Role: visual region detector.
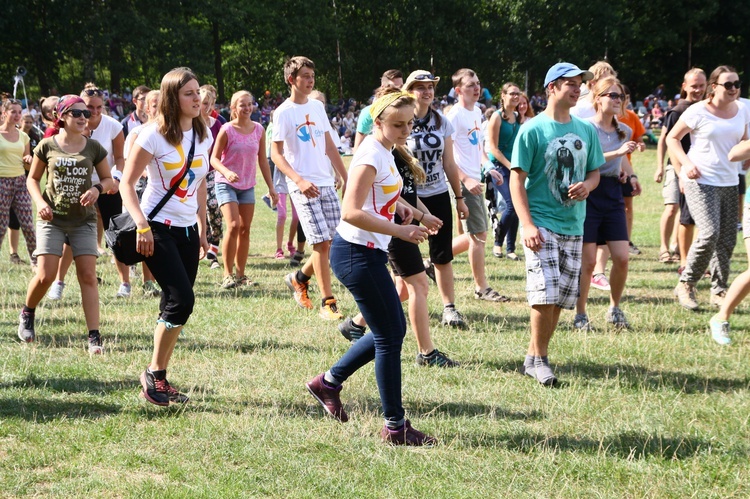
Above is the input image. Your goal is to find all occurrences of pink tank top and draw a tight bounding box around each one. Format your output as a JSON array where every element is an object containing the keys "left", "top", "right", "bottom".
[{"left": 215, "top": 121, "right": 263, "bottom": 190}]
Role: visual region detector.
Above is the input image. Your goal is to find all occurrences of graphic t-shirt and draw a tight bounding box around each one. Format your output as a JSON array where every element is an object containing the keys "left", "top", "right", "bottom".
[
  {"left": 34, "top": 136, "right": 108, "bottom": 227},
  {"left": 216, "top": 121, "right": 263, "bottom": 190},
  {"left": 135, "top": 122, "right": 213, "bottom": 227},
  {"left": 680, "top": 100, "right": 750, "bottom": 187},
  {"left": 447, "top": 105, "right": 484, "bottom": 181},
  {"left": 0, "top": 130, "right": 30, "bottom": 177},
  {"left": 408, "top": 109, "right": 454, "bottom": 197},
  {"left": 511, "top": 113, "right": 604, "bottom": 236},
  {"left": 272, "top": 98, "right": 334, "bottom": 191},
  {"left": 587, "top": 120, "right": 632, "bottom": 177},
  {"left": 336, "top": 135, "right": 402, "bottom": 251}
]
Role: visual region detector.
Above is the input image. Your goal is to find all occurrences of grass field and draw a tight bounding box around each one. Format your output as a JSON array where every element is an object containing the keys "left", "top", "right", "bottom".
[{"left": 1, "top": 147, "right": 749, "bottom": 498}]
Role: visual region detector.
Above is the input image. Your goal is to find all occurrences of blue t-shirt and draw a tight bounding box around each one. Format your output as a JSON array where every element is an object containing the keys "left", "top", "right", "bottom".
[
  {"left": 511, "top": 113, "right": 604, "bottom": 236},
  {"left": 356, "top": 105, "right": 374, "bottom": 135},
  {"left": 488, "top": 111, "right": 521, "bottom": 167}
]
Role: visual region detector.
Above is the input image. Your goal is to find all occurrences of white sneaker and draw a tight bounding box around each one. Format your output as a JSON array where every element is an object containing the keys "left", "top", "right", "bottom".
[
  {"left": 47, "top": 281, "right": 65, "bottom": 301},
  {"left": 116, "top": 282, "right": 132, "bottom": 298}
]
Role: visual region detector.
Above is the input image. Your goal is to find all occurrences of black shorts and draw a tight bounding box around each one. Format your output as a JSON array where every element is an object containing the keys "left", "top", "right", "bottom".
[
  {"left": 388, "top": 229, "right": 425, "bottom": 278},
  {"left": 97, "top": 191, "right": 123, "bottom": 231},
  {"left": 739, "top": 174, "right": 746, "bottom": 196},
  {"left": 584, "top": 177, "right": 629, "bottom": 244},
  {"left": 679, "top": 192, "right": 695, "bottom": 225},
  {"left": 418, "top": 190, "right": 453, "bottom": 265},
  {"left": 621, "top": 178, "right": 635, "bottom": 198}
]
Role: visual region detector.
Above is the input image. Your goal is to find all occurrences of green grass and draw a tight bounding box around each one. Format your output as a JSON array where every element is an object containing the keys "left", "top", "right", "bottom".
[{"left": 1, "top": 148, "right": 749, "bottom": 497}]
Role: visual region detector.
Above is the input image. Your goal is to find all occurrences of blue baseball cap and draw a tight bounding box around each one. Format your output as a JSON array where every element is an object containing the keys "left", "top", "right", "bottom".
[{"left": 544, "top": 63, "right": 594, "bottom": 88}]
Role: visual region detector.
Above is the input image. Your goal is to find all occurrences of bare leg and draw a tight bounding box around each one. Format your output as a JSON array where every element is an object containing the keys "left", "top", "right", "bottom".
[
  {"left": 75, "top": 255, "right": 100, "bottom": 331},
  {"left": 25, "top": 254, "right": 60, "bottom": 307},
  {"left": 659, "top": 204, "right": 678, "bottom": 255},
  {"left": 220, "top": 202, "right": 239, "bottom": 277},
  {"left": 527, "top": 304, "right": 561, "bottom": 357},
  {"left": 434, "top": 262, "right": 456, "bottom": 306},
  {"left": 716, "top": 238, "right": 750, "bottom": 321},
  {"left": 607, "top": 240, "right": 630, "bottom": 308},
  {"left": 311, "top": 240, "right": 333, "bottom": 298},
  {"left": 452, "top": 233, "right": 470, "bottom": 256},
  {"left": 678, "top": 224, "right": 695, "bottom": 268},
  {"left": 9, "top": 228, "right": 19, "bottom": 255},
  {"left": 593, "top": 245, "right": 609, "bottom": 275},
  {"left": 150, "top": 322, "right": 183, "bottom": 371},
  {"left": 235, "top": 203, "right": 255, "bottom": 278},
  {"left": 624, "top": 196, "right": 634, "bottom": 239},
  {"left": 400, "top": 273, "right": 434, "bottom": 354},
  {"left": 55, "top": 244, "right": 74, "bottom": 283},
  {"left": 575, "top": 242, "right": 598, "bottom": 315}
]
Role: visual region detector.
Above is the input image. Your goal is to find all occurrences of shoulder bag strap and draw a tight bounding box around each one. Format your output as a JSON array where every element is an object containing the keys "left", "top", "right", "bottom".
[{"left": 146, "top": 129, "right": 196, "bottom": 220}]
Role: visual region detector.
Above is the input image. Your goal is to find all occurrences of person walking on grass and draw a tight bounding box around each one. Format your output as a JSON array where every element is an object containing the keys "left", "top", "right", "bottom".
[
  {"left": 510, "top": 63, "right": 603, "bottom": 386},
  {"left": 306, "top": 87, "right": 437, "bottom": 446},
  {"left": 448, "top": 68, "right": 509, "bottom": 303},
  {"left": 574, "top": 76, "right": 641, "bottom": 331},
  {"left": 211, "top": 91, "right": 277, "bottom": 289},
  {"left": 199, "top": 85, "right": 225, "bottom": 270},
  {"left": 667, "top": 65, "right": 750, "bottom": 311},
  {"left": 121, "top": 67, "right": 213, "bottom": 406},
  {"left": 18, "top": 95, "right": 113, "bottom": 353},
  {"left": 710, "top": 139, "right": 750, "bottom": 344},
  {"left": 271, "top": 56, "right": 348, "bottom": 321}
]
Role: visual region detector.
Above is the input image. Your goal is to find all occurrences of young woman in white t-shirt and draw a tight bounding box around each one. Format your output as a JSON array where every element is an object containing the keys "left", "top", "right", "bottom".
[
  {"left": 305, "top": 87, "right": 437, "bottom": 446},
  {"left": 667, "top": 65, "right": 750, "bottom": 310},
  {"left": 122, "top": 67, "right": 212, "bottom": 406}
]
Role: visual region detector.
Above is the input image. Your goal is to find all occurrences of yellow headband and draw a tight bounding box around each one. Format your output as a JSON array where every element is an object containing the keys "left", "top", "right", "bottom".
[{"left": 369, "top": 90, "right": 413, "bottom": 121}]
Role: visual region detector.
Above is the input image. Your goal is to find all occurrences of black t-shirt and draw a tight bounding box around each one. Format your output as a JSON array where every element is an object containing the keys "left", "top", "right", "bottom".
[
  {"left": 664, "top": 99, "right": 696, "bottom": 155},
  {"left": 392, "top": 150, "right": 418, "bottom": 226}
]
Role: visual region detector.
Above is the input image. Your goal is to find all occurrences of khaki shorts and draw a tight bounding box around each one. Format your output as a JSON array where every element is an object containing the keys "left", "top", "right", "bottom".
[
  {"left": 34, "top": 221, "right": 99, "bottom": 258},
  {"left": 459, "top": 184, "right": 488, "bottom": 235},
  {"left": 662, "top": 166, "right": 680, "bottom": 205}
]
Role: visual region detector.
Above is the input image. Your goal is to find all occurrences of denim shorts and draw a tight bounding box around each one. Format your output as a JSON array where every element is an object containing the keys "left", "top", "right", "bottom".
[{"left": 215, "top": 182, "right": 255, "bottom": 206}]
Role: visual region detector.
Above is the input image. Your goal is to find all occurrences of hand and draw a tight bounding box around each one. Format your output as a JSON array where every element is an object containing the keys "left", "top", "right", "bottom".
[
  {"left": 617, "top": 141, "right": 637, "bottom": 156},
  {"left": 397, "top": 224, "right": 429, "bottom": 244},
  {"left": 420, "top": 213, "right": 443, "bottom": 235},
  {"left": 630, "top": 177, "right": 642, "bottom": 196},
  {"left": 654, "top": 167, "right": 663, "bottom": 183},
  {"left": 269, "top": 189, "right": 279, "bottom": 207},
  {"left": 226, "top": 171, "right": 240, "bottom": 183},
  {"left": 487, "top": 169, "right": 503, "bottom": 185},
  {"left": 684, "top": 163, "right": 701, "bottom": 180},
  {"left": 523, "top": 225, "right": 545, "bottom": 252},
  {"left": 456, "top": 199, "right": 469, "bottom": 220},
  {"left": 395, "top": 202, "right": 413, "bottom": 225},
  {"left": 618, "top": 170, "right": 628, "bottom": 184},
  {"left": 568, "top": 181, "right": 591, "bottom": 201},
  {"left": 334, "top": 175, "right": 343, "bottom": 190},
  {"left": 463, "top": 177, "right": 483, "bottom": 195},
  {"left": 22, "top": 154, "right": 33, "bottom": 164},
  {"left": 37, "top": 203, "right": 53, "bottom": 221},
  {"left": 136, "top": 228, "right": 154, "bottom": 258},
  {"left": 296, "top": 179, "right": 320, "bottom": 198},
  {"left": 198, "top": 233, "right": 209, "bottom": 259},
  {"left": 678, "top": 176, "right": 685, "bottom": 194},
  {"left": 80, "top": 187, "right": 100, "bottom": 207},
  {"left": 637, "top": 142, "right": 646, "bottom": 152},
  {"left": 108, "top": 180, "right": 120, "bottom": 195}
]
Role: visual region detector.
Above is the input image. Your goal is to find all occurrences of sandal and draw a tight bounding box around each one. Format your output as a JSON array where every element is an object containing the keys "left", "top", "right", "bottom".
[
  {"left": 474, "top": 287, "right": 511, "bottom": 302},
  {"left": 658, "top": 251, "right": 672, "bottom": 263}
]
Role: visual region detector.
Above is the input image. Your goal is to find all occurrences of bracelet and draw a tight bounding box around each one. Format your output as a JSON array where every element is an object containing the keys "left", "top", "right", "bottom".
[
  {"left": 93, "top": 183, "right": 103, "bottom": 193},
  {"left": 417, "top": 213, "right": 424, "bottom": 224},
  {"left": 136, "top": 226, "right": 152, "bottom": 234},
  {"left": 455, "top": 196, "right": 464, "bottom": 200},
  {"left": 630, "top": 175, "right": 638, "bottom": 180}
]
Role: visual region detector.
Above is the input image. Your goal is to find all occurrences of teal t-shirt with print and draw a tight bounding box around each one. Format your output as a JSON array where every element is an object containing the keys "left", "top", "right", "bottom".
[{"left": 511, "top": 113, "right": 604, "bottom": 236}]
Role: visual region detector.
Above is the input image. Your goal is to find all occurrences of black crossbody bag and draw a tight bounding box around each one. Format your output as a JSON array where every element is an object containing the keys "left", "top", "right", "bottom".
[{"left": 105, "top": 130, "right": 196, "bottom": 265}]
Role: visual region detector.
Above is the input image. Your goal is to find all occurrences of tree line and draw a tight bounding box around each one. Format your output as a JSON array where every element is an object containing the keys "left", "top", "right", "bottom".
[{"left": 1, "top": 0, "right": 748, "bottom": 105}]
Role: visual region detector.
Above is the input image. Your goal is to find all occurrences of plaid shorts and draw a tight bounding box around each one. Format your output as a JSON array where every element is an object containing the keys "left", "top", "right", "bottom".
[
  {"left": 289, "top": 186, "right": 341, "bottom": 245},
  {"left": 521, "top": 227, "right": 582, "bottom": 310}
]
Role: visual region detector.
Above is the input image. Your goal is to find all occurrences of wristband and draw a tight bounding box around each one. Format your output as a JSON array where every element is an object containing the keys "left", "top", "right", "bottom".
[
  {"left": 93, "top": 183, "right": 103, "bottom": 193},
  {"left": 111, "top": 169, "right": 123, "bottom": 182},
  {"left": 455, "top": 196, "right": 464, "bottom": 200},
  {"left": 417, "top": 213, "right": 424, "bottom": 223},
  {"left": 136, "top": 226, "right": 152, "bottom": 234}
]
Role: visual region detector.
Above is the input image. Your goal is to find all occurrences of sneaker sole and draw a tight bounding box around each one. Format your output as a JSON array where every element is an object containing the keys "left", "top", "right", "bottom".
[
  {"left": 140, "top": 372, "right": 170, "bottom": 407},
  {"left": 89, "top": 346, "right": 104, "bottom": 355},
  {"left": 17, "top": 331, "right": 35, "bottom": 343},
  {"left": 284, "top": 274, "right": 313, "bottom": 310},
  {"left": 305, "top": 383, "right": 345, "bottom": 422}
]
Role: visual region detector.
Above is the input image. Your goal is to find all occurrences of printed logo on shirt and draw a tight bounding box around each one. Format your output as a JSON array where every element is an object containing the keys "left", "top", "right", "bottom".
[
  {"left": 374, "top": 165, "right": 403, "bottom": 222},
  {"left": 366, "top": 241, "right": 374, "bottom": 249},
  {"left": 296, "top": 114, "right": 321, "bottom": 146},
  {"left": 161, "top": 143, "right": 204, "bottom": 201},
  {"left": 468, "top": 120, "right": 481, "bottom": 146},
  {"left": 543, "top": 132, "right": 588, "bottom": 207}
]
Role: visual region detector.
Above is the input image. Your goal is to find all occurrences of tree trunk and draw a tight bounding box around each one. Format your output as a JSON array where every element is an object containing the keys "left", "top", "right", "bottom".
[{"left": 212, "top": 21, "right": 224, "bottom": 103}]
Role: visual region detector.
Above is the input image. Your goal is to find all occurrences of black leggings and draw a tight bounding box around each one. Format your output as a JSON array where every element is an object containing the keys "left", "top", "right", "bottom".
[{"left": 145, "top": 222, "right": 200, "bottom": 326}]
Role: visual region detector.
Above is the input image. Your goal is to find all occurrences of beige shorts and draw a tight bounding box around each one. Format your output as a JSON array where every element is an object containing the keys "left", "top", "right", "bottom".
[
  {"left": 34, "top": 221, "right": 99, "bottom": 258},
  {"left": 459, "top": 184, "right": 488, "bottom": 235}
]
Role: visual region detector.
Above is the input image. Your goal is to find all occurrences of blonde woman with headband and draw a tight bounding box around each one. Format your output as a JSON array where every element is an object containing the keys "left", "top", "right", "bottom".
[
  {"left": 306, "top": 87, "right": 437, "bottom": 446},
  {"left": 210, "top": 91, "right": 277, "bottom": 288}
]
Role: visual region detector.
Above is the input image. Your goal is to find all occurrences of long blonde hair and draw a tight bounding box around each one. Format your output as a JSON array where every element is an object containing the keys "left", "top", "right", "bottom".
[
  {"left": 373, "top": 86, "right": 425, "bottom": 184},
  {"left": 592, "top": 76, "right": 627, "bottom": 140},
  {"left": 157, "top": 67, "right": 208, "bottom": 146},
  {"left": 229, "top": 90, "right": 253, "bottom": 120}
]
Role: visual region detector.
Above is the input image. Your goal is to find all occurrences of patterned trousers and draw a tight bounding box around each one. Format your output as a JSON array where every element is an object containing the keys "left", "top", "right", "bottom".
[
  {"left": 205, "top": 171, "right": 223, "bottom": 247},
  {"left": 681, "top": 182, "right": 737, "bottom": 294},
  {"left": 0, "top": 175, "right": 36, "bottom": 262}
]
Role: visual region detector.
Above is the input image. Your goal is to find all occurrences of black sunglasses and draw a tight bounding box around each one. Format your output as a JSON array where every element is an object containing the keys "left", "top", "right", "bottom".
[
  {"left": 414, "top": 73, "right": 436, "bottom": 81},
  {"left": 717, "top": 80, "right": 742, "bottom": 90},
  {"left": 600, "top": 92, "right": 625, "bottom": 101},
  {"left": 66, "top": 109, "right": 92, "bottom": 118},
  {"left": 83, "top": 89, "right": 103, "bottom": 97}
]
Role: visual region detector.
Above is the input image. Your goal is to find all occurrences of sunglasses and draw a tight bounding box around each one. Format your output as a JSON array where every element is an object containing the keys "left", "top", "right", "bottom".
[
  {"left": 717, "top": 80, "right": 742, "bottom": 90},
  {"left": 83, "top": 89, "right": 103, "bottom": 97},
  {"left": 66, "top": 109, "right": 92, "bottom": 118},
  {"left": 600, "top": 92, "right": 625, "bottom": 101},
  {"left": 414, "top": 73, "right": 436, "bottom": 81},
  {"left": 506, "top": 92, "right": 521, "bottom": 97}
]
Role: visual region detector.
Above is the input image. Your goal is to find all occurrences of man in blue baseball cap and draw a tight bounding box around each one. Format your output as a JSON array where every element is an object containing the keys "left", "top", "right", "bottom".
[{"left": 509, "top": 61, "right": 603, "bottom": 386}]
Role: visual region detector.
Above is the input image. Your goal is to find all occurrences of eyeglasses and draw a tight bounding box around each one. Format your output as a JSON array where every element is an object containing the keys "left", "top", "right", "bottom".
[
  {"left": 506, "top": 92, "right": 521, "bottom": 97},
  {"left": 717, "top": 80, "right": 742, "bottom": 90},
  {"left": 66, "top": 109, "right": 92, "bottom": 118},
  {"left": 414, "top": 73, "right": 436, "bottom": 81},
  {"left": 83, "top": 89, "right": 103, "bottom": 97},
  {"left": 600, "top": 92, "right": 625, "bottom": 100}
]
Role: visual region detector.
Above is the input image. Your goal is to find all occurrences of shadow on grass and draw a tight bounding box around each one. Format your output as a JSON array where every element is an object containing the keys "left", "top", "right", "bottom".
[
  {"left": 558, "top": 360, "right": 750, "bottom": 394},
  {"left": 178, "top": 337, "right": 321, "bottom": 354},
  {"left": 461, "top": 429, "right": 744, "bottom": 460}
]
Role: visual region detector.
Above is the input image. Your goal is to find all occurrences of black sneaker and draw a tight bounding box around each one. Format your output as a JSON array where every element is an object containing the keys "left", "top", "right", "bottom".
[
  {"left": 338, "top": 317, "right": 366, "bottom": 342},
  {"left": 289, "top": 250, "right": 304, "bottom": 267},
  {"left": 140, "top": 370, "right": 170, "bottom": 406},
  {"left": 18, "top": 311, "right": 35, "bottom": 343},
  {"left": 424, "top": 259, "right": 436, "bottom": 283},
  {"left": 88, "top": 332, "right": 103, "bottom": 355},
  {"left": 165, "top": 381, "right": 190, "bottom": 404},
  {"left": 416, "top": 349, "right": 459, "bottom": 367}
]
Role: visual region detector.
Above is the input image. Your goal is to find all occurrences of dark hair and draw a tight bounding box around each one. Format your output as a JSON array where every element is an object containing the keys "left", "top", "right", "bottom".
[
  {"left": 283, "top": 56, "right": 315, "bottom": 87},
  {"left": 500, "top": 82, "right": 520, "bottom": 121},
  {"left": 452, "top": 68, "right": 476, "bottom": 89},
  {"left": 706, "top": 65, "right": 737, "bottom": 103}
]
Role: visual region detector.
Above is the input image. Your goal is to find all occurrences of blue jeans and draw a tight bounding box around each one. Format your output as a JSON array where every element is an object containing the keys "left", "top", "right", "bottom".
[
  {"left": 328, "top": 233, "right": 406, "bottom": 425},
  {"left": 492, "top": 166, "right": 518, "bottom": 253}
]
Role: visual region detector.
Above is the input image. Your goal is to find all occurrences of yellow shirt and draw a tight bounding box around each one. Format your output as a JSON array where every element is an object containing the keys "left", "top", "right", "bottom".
[{"left": 0, "top": 130, "right": 30, "bottom": 177}]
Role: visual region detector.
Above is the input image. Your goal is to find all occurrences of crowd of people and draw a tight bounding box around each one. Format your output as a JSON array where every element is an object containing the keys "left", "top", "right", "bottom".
[{"left": 2, "top": 56, "right": 749, "bottom": 447}]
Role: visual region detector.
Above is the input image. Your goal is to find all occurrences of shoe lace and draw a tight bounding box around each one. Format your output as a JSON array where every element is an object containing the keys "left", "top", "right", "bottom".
[
  {"left": 153, "top": 378, "right": 169, "bottom": 393},
  {"left": 22, "top": 313, "right": 34, "bottom": 329}
]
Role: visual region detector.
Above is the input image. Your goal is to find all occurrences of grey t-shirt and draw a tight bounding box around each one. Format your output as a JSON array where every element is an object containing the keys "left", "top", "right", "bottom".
[
  {"left": 408, "top": 109, "right": 455, "bottom": 197},
  {"left": 587, "top": 120, "right": 632, "bottom": 177}
]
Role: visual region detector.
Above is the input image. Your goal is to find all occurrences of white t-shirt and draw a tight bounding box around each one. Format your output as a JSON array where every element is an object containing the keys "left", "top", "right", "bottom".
[
  {"left": 89, "top": 114, "right": 123, "bottom": 181},
  {"left": 447, "top": 105, "right": 483, "bottom": 181},
  {"left": 680, "top": 100, "right": 750, "bottom": 187},
  {"left": 571, "top": 99, "right": 596, "bottom": 120},
  {"left": 336, "top": 135, "right": 402, "bottom": 251},
  {"left": 272, "top": 98, "right": 335, "bottom": 192},
  {"left": 408, "top": 110, "right": 455, "bottom": 197},
  {"left": 135, "top": 122, "right": 213, "bottom": 227}
]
